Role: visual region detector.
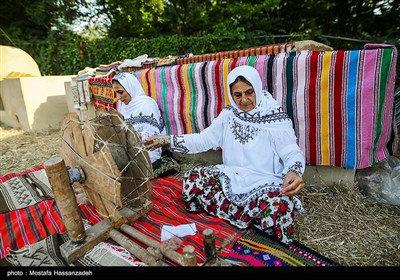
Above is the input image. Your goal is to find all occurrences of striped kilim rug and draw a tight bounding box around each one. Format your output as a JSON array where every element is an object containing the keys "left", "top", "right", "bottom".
[
  {"left": 226, "top": 229, "right": 338, "bottom": 266},
  {"left": 0, "top": 168, "right": 338, "bottom": 266},
  {"left": 0, "top": 166, "right": 53, "bottom": 214},
  {"left": 128, "top": 176, "right": 239, "bottom": 264},
  {"left": 0, "top": 198, "right": 66, "bottom": 260}
]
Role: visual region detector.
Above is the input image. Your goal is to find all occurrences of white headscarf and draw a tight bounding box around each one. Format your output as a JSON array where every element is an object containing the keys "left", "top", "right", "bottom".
[
  {"left": 227, "top": 65, "right": 263, "bottom": 111},
  {"left": 112, "top": 72, "right": 152, "bottom": 118},
  {"left": 226, "top": 65, "right": 292, "bottom": 129}
]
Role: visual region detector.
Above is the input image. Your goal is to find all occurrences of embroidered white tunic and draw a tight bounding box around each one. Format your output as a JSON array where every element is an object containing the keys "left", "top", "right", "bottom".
[{"left": 169, "top": 65, "right": 305, "bottom": 208}]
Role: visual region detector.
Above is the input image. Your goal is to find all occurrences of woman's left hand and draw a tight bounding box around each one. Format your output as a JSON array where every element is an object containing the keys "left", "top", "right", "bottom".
[{"left": 281, "top": 171, "right": 305, "bottom": 196}]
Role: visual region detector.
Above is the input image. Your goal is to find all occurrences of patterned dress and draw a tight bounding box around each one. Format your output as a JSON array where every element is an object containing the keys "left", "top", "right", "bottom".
[{"left": 169, "top": 65, "right": 305, "bottom": 244}]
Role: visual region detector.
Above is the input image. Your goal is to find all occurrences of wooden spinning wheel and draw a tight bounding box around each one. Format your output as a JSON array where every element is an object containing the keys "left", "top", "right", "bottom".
[
  {"left": 59, "top": 106, "right": 154, "bottom": 220},
  {"left": 50, "top": 105, "right": 158, "bottom": 263}
]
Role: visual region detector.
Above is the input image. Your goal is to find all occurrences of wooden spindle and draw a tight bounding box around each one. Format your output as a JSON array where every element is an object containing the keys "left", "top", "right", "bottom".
[{"left": 44, "top": 156, "right": 85, "bottom": 243}]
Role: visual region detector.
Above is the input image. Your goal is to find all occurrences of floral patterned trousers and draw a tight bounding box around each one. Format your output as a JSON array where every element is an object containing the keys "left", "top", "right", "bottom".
[{"left": 182, "top": 166, "right": 298, "bottom": 244}]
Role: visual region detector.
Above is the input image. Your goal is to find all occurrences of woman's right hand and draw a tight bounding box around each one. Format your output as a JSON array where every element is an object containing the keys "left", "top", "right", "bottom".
[
  {"left": 281, "top": 171, "right": 305, "bottom": 196},
  {"left": 143, "top": 135, "right": 171, "bottom": 151}
]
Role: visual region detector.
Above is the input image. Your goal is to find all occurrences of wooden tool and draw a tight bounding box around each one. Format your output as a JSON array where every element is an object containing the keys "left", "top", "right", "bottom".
[{"left": 55, "top": 105, "right": 156, "bottom": 263}]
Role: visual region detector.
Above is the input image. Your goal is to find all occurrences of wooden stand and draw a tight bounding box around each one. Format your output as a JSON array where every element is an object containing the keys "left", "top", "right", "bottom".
[{"left": 55, "top": 106, "right": 157, "bottom": 263}]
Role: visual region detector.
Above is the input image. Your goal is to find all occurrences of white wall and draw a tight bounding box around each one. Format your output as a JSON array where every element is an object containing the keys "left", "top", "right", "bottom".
[{"left": 0, "top": 76, "right": 74, "bottom": 131}]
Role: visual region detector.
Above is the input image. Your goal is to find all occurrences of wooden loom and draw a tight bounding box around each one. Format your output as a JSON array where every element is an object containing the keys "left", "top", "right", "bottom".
[{"left": 44, "top": 105, "right": 194, "bottom": 266}]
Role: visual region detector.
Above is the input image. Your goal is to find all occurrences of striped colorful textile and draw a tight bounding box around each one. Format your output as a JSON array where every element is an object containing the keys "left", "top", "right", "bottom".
[
  {"left": 88, "top": 73, "right": 117, "bottom": 111},
  {"left": 131, "top": 44, "right": 398, "bottom": 169},
  {"left": 274, "top": 45, "right": 398, "bottom": 169},
  {"left": 0, "top": 199, "right": 66, "bottom": 260},
  {"left": 129, "top": 176, "right": 239, "bottom": 265},
  {"left": 81, "top": 44, "right": 397, "bottom": 169},
  {"left": 0, "top": 168, "right": 338, "bottom": 267},
  {"left": 0, "top": 170, "right": 239, "bottom": 265},
  {"left": 0, "top": 166, "right": 43, "bottom": 183},
  {"left": 226, "top": 229, "right": 338, "bottom": 266},
  {"left": 0, "top": 168, "right": 53, "bottom": 214}
]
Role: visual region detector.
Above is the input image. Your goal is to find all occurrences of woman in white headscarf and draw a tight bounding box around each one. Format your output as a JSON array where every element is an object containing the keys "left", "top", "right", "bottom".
[
  {"left": 112, "top": 72, "right": 179, "bottom": 177},
  {"left": 144, "top": 65, "right": 305, "bottom": 244}
]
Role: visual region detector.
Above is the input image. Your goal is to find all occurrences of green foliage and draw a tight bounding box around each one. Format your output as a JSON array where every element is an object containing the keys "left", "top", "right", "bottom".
[
  {"left": 20, "top": 30, "right": 85, "bottom": 76},
  {"left": 98, "top": 0, "right": 166, "bottom": 38},
  {"left": 18, "top": 32, "right": 294, "bottom": 75},
  {"left": 1, "top": 0, "right": 398, "bottom": 85},
  {"left": 0, "top": 0, "right": 87, "bottom": 44}
]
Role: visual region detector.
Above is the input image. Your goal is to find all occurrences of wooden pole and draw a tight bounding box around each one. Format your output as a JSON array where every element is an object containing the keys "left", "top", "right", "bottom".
[
  {"left": 182, "top": 245, "right": 197, "bottom": 266},
  {"left": 44, "top": 156, "right": 86, "bottom": 243},
  {"left": 120, "top": 224, "right": 184, "bottom": 266},
  {"left": 202, "top": 229, "right": 216, "bottom": 265},
  {"left": 108, "top": 229, "right": 162, "bottom": 266}
]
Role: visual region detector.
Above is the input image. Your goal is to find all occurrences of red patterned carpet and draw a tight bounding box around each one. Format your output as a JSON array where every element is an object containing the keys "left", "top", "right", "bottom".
[{"left": 0, "top": 167, "right": 338, "bottom": 266}]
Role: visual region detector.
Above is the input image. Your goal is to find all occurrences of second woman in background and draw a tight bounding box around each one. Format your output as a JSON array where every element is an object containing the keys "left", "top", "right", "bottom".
[{"left": 112, "top": 72, "right": 179, "bottom": 177}]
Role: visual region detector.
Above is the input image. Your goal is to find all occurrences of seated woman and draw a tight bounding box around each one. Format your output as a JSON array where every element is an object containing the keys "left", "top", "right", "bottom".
[
  {"left": 112, "top": 72, "right": 179, "bottom": 177},
  {"left": 144, "top": 65, "right": 305, "bottom": 244}
]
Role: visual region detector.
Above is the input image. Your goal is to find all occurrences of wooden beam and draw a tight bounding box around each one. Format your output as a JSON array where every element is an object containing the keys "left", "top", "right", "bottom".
[
  {"left": 59, "top": 200, "right": 152, "bottom": 263},
  {"left": 44, "top": 156, "right": 85, "bottom": 243},
  {"left": 60, "top": 217, "right": 110, "bottom": 264},
  {"left": 109, "top": 229, "right": 163, "bottom": 266},
  {"left": 120, "top": 224, "right": 184, "bottom": 266}
]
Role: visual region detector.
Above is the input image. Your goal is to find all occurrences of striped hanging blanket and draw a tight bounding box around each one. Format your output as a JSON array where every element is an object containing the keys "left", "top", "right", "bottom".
[
  {"left": 132, "top": 44, "right": 398, "bottom": 169},
  {"left": 83, "top": 44, "right": 398, "bottom": 169},
  {"left": 87, "top": 73, "right": 117, "bottom": 111}
]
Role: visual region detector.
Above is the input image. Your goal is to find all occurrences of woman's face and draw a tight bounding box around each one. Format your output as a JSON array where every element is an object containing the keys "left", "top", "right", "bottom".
[
  {"left": 231, "top": 80, "right": 256, "bottom": 112},
  {"left": 112, "top": 82, "right": 132, "bottom": 105}
]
